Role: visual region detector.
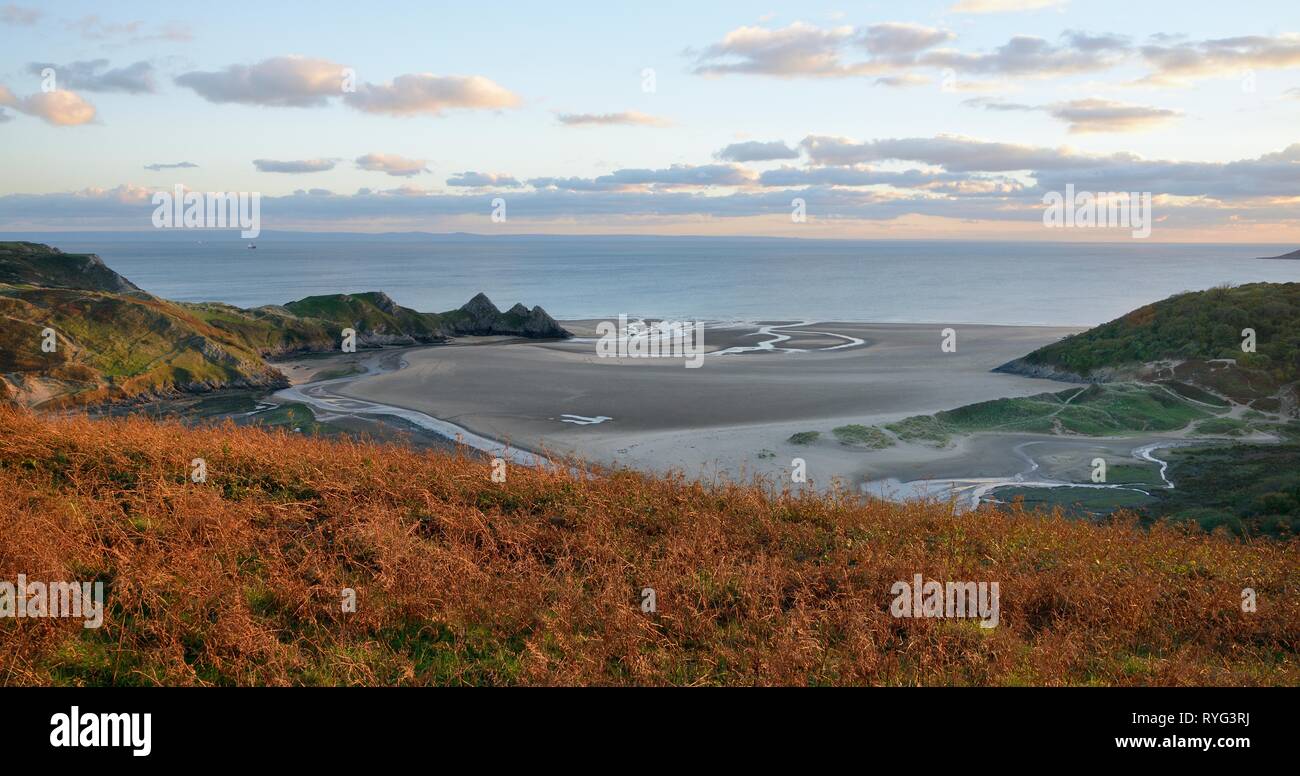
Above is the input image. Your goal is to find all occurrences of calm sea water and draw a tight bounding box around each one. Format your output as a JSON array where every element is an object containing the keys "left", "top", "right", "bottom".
[{"left": 10, "top": 232, "right": 1299, "bottom": 326}]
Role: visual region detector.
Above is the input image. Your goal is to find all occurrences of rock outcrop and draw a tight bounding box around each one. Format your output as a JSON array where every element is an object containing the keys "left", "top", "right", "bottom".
[{"left": 443, "top": 292, "right": 571, "bottom": 338}]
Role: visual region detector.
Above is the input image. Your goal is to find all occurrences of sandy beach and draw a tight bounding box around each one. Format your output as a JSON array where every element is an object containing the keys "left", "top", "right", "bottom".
[{"left": 278, "top": 320, "right": 1112, "bottom": 489}]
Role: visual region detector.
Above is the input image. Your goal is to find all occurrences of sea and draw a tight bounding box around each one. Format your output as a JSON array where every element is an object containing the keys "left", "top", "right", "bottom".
[{"left": 9, "top": 231, "right": 1299, "bottom": 327}]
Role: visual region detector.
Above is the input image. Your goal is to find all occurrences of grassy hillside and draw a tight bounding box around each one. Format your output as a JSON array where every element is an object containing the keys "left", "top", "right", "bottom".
[
  {"left": 0, "top": 243, "right": 568, "bottom": 408},
  {"left": 0, "top": 286, "right": 287, "bottom": 407},
  {"left": 283, "top": 291, "right": 446, "bottom": 344},
  {"left": 0, "top": 407, "right": 1295, "bottom": 686},
  {"left": 1007, "top": 283, "right": 1300, "bottom": 392},
  {"left": 0, "top": 241, "right": 140, "bottom": 293}
]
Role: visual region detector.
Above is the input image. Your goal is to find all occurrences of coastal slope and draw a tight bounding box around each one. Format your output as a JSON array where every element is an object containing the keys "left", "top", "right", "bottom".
[
  {"left": 994, "top": 282, "right": 1300, "bottom": 412},
  {"left": 0, "top": 242, "right": 571, "bottom": 407},
  {"left": 1, "top": 405, "right": 1294, "bottom": 686}
]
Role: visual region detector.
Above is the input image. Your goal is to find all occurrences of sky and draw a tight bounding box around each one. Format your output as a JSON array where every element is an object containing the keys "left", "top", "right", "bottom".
[{"left": 0, "top": 0, "right": 1298, "bottom": 241}]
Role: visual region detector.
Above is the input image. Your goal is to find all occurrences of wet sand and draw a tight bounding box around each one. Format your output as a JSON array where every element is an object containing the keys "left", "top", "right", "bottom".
[{"left": 321, "top": 321, "right": 1098, "bottom": 488}]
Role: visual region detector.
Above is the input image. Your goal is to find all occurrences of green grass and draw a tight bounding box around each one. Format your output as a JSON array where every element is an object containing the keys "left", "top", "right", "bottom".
[
  {"left": 251, "top": 402, "right": 334, "bottom": 435},
  {"left": 787, "top": 431, "right": 820, "bottom": 445},
  {"left": 993, "top": 485, "right": 1156, "bottom": 514},
  {"left": 1158, "top": 380, "right": 1231, "bottom": 407},
  {"left": 831, "top": 424, "right": 894, "bottom": 449},
  {"left": 935, "top": 384, "right": 1210, "bottom": 436},
  {"left": 1192, "top": 417, "right": 1250, "bottom": 436},
  {"left": 1105, "top": 463, "right": 1166, "bottom": 487},
  {"left": 1147, "top": 443, "right": 1300, "bottom": 537},
  {"left": 885, "top": 415, "right": 951, "bottom": 447}
]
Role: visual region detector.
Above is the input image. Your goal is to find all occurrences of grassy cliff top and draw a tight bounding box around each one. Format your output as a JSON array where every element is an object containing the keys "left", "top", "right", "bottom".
[
  {"left": 0, "top": 407, "right": 1295, "bottom": 686},
  {"left": 1015, "top": 283, "right": 1300, "bottom": 385},
  {"left": 0, "top": 241, "right": 141, "bottom": 293}
]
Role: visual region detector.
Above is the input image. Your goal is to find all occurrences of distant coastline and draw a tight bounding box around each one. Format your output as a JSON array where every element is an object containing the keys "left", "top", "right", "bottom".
[{"left": 9, "top": 233, "right": 1297, "bottom": 326}]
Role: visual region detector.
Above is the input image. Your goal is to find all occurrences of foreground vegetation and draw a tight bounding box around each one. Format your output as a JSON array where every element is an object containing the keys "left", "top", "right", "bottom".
[{"left": 0, "top": 407, "right": 1295, "bottom": 686}]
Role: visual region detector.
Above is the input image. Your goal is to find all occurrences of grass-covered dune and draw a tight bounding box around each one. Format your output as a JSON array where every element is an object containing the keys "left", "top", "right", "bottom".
[
  {"left": 1001, "top": 283, "right": 1300, "bottom": 396},
  {"left": 0, "top": 407, "right": 1295, "bottom": 686}
]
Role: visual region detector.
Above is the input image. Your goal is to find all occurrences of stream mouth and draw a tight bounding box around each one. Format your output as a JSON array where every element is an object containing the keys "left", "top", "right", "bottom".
[
  {"left": 865, "top": 438, "right": 1192, "bottom": 511},
  {"left": 273, "top": 351, "right": 549, "bottom": 468}
]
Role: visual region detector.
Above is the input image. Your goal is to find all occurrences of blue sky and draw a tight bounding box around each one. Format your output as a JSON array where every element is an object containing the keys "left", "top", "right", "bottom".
[{"left": 1, "top": 0, "right": 1299, "bottom": 240}]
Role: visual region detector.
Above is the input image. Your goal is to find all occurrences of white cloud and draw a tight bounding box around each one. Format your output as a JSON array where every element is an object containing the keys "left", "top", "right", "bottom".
[
  {"left": 1140, "top": 34, "right": 1300, "bottom": 84},
  {"left": 715, "top": 140, "right": 801, "bottom": 162},
  {"left": 446, "top": 171, "right": 522, "bottom": 187},
  {"left": 862, "top": 23, "right": 955, "bottom": 57},
  {"left": 355, "top": 153, "right": 429, "bottom": 177},
  {"left": 966, "top": 97, "right": 1182, "bottom": 133},
  {"left": 693, "top": 22, "right": 887, "bottom": 77},
  {"left": 27, "top": 60, "right": 155, "bottom": 94},
  {"left": 175, "top": 58, "right": 520, "bottom": 117},
  {"left": 176, "top": 56, "right": 344, "bottom": 107},
  {"left": 254, "top": 159, "right": 337, "bottom": 174},
  {"left": 530, "top": 164, "right": 757, "bottom": 191},
  {"left": 555, "top": 111, "right": 670, "bottom": 127},
  {"left": 874, "top": 73, "right": 932, "bottom": 88},
  {"left": 0, "top": 85, "right": 96, "bottom": 126},
  {"left": 921, "top": 33, "right": 1129, "bottom": 76},
  {"left": 342, "top": 73, "right": 519, "bottom": 116},
  {"left": 949, "top": 0, "right": 1067, "bottom": 13}
]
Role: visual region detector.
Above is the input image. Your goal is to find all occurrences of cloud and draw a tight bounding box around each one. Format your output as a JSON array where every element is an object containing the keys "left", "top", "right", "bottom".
[
  {"left": 342, "top": 73, "right": 519, "bottom": 116},
  {"left": 875, "top": 73, "right": 932, "bottom": 88},
  {"left": 758, "top": 165, "right": 1026, "bottom": 195},
  {"left": 690, "top": 22, "right": 1138, "bottom": 82},
  {"left": 920, "top": 32, "right": 1129, "bottom": 76},
  {"left": 685, "top": 28, "right": 1300, "bottom": 87},
  {"left": 0, "top": 85, "right": 96, "bottom": 126},
  {"left": 355, "top": 153, "right": 429, "bottom": 177},
  {"left": 4, "top": 144, "right": 1299, "bottom": 231},
  {"left": 27, "top": 60, "right": 155, "bottom": 94},
  {"left": 1032, "top": 143, "right": 1300, "bottom": 199},
  {"left": 254, "top": 158, "right": 337, "bottom": 174},
  {"left": 555, "top": 110, "right": 670, "bottom": 127},
  {"left": 1140, "top": 34, "right": 1300, "bottom": 84},
  {"left": 692, "top": 22, "right": 887, "bottom": 77},
  {"left": 176, "top": 58, "right": 520, "bottom": 117},
  {"left": 143, "top": 161, "right": 198, "bottom": 171},
  {"left": 446, "top": 171, "right": 522, "bottom": 187},
  {"left": 796, "top": 133, "right": 1300, "bottom": 201},
  {"left": 175, "top": 56, "right": 345, "bottom": 107},
  {"left": 1, "top": 4, "right": 40, "bottom": 25},
  {"left": 529, "top": 164, "right": 757, "bottom": 191},
  {"left": 799, "top": 133, "right": 1134, "bottom": 171},
  {"left": 949, "top": 0, "right": 1066, "bottom": 13},
  {"left": 66, "top": 15, "right": 191, "bottom": 42},
  {"left": 965, "top": 97, "right": 1181, "bottom": 133},
  {"left": 715, "top": 140, "right": 800, "bottom": 162},
  {"left": 861, "top": 23, "right": 954, "bottom": 57},
  {"left": 1043, "top": 98, "right": 1181, "bottom": 133}
]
